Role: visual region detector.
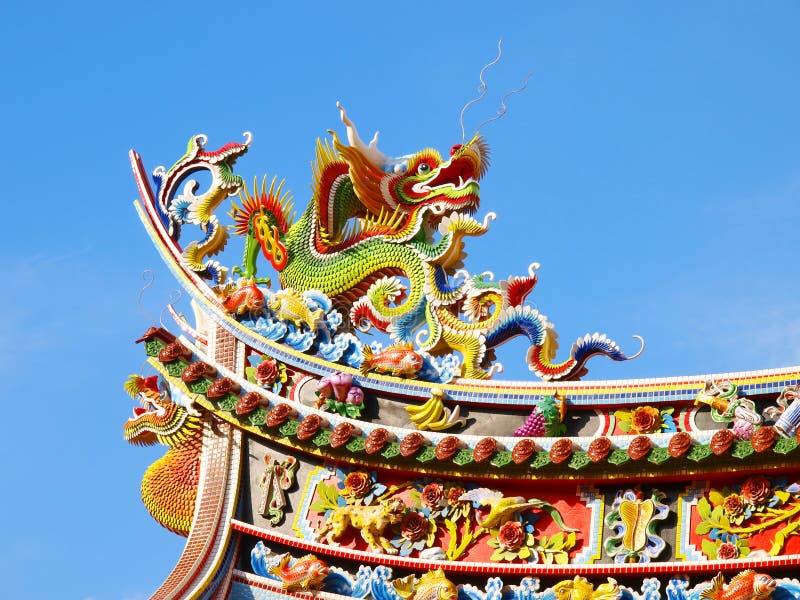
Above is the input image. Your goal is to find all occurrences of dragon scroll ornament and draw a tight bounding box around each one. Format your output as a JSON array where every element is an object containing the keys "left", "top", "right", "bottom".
[{"left": 149, "top": 104, "right": 641, "bottom": 381}]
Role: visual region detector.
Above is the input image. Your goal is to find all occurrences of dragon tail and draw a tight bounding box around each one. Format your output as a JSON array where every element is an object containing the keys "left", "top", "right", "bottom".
[{"left": 528, "top": 332, "right": 644, "bottom": 381}]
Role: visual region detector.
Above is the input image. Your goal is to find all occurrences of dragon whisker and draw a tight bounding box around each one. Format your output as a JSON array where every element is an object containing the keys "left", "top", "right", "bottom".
[
  {"left": 474, "top": 72, "right": 533, "bottom": 136},
  {"left": 459, "top": 38, "right": 503, "bottom": 144}
]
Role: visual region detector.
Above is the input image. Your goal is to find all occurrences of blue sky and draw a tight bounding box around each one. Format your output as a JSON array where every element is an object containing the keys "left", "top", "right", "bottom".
[{"left": 2, "top": 2, "right": 800, "bottom": 598}]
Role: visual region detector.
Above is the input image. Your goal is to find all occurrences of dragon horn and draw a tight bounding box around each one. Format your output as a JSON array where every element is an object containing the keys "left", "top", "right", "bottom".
[{"left": 336, "top": 102, "right": 389, "bottom": 169}]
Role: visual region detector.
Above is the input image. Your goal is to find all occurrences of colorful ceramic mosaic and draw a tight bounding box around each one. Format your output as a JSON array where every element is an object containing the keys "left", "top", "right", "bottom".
[
  {"left": 246, "top": 543, "right": 799, "bottom": 600},
  {"left": 690, "top": 475, "right": 800, "bottom": 560},
  {"left": 124, "top": 92, "right": 800, "bottom": 600},
  {"left": 122, "top": 372, "right": 202, "bottom": 536},
  {"left": 138, "top": 334, "right": 800, "bottom": 489},
  {"left": 293, "top": 466, "right": 590, "bottom": 565},
  {"left": 136, "top": 103, "right": 646, "bottom": 383},
  {"left": 604, "top": 489, "right": 668, "bottom": 563},
  {"left": 257, "top": 454, "right": 298, "bottom": 526}
]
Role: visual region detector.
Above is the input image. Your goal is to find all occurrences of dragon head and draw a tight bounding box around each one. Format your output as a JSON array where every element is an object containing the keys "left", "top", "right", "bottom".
[
  {"left": 123, "top": 375, "right": 200, "bottom": 447},
  {"left": 332, "top": 103, "right": 489, "bottom": 225}
]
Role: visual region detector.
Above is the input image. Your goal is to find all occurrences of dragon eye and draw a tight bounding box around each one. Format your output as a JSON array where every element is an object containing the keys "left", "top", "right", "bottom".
[{"left": 417, "top": 163, "right": 431, "bottom": 174}]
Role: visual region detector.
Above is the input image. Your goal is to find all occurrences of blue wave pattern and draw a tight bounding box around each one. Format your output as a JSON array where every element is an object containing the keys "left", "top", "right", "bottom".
[
  {"left": 249, "top": 543, "right": 800, "bottom": 600},
  {"left": 237, "top": 287, "right": 460, "bottom": 383}
]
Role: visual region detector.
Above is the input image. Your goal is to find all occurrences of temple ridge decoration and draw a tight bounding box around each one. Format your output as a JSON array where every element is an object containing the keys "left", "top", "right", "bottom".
[
  {"left": 124, "top": 102, "right": 800, "bottom": 600},
  {"left": 143, "top": 104, "right": 641, "bottom": 382}
]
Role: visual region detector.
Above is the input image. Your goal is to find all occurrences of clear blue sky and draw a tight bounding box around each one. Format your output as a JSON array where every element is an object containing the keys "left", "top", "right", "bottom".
[{"left": 2, "top": 2, "right": 800, "bottom": 598}]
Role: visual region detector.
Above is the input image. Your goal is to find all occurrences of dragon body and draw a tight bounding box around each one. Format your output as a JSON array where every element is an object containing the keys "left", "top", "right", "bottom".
[
  {"left": 153, "top": 105, "right": 639, "bottom": 380},
  {"left": 264, "top": 129, "right": 489, "bottom": 328},
  {"left": 123, "top": 375, "right": 202, "bottom": 536}
]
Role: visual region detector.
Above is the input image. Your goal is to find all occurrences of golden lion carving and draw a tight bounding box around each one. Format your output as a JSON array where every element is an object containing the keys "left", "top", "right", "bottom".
[{"left": 315, "top": 497, "right": 406, "bottom": 554}]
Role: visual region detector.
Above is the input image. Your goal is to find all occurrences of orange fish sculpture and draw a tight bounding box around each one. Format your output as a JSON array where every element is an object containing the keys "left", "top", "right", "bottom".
[
  {"left": 360, "top": 343, "right": 424, "bottom": 377},
  {"left": 222, "top": 280, "right": 266, "bottom": 316},
  {"left": 268, "top": 553, "right": 329, "bottom": 591},
  {"left": 699, "top": 571, "right": 775, "bottom": 600}
]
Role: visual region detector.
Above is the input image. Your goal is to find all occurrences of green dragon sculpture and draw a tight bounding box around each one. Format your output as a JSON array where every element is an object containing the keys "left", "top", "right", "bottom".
[
  {"left": 151, "top": 104, "right": 640, "bottom": 380},
  {"left": 232, "top": 104, "right": 489, "bottom": 326}
]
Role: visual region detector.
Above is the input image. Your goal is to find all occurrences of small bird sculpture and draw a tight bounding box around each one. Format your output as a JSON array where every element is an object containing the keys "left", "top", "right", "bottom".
[{"left": 458, "top": 488, "right": 576, "bottom": 531}]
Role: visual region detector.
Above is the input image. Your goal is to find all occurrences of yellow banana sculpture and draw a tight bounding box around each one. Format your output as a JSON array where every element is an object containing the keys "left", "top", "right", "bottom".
[{"left": 405, "top": 389, "right": 466, "bottom": 432}]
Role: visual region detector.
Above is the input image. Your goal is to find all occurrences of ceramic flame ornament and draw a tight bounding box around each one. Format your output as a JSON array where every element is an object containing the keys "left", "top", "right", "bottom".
[
  {"left": 230, "top": 175, "right": 294, "bottom": 281},
  {"left": 153, "top": 132, "right": 252, "bottom": 283}
]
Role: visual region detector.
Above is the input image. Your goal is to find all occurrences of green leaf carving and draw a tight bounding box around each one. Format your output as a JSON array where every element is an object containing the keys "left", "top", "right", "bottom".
[
  {"left": 701, "top": 538, "right": 717, "bottom": 559},
  {"left": 695, "top": 521, "right": 712, "bottom": 535},
  {"left": 697, "top": 497, "right": 712, "bottom": 520}
]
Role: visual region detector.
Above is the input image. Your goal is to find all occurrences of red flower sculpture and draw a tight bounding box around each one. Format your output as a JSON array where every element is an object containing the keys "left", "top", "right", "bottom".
[
  {"left": 497, "top": 521, "right": 525, "bottom": 550},
  {"left": 631, "top": 406, "right": 661, "bottom": 434},
  {"left": 400, "top": 511, "right": 429, "bottom": 542},
  {"left": 255, "top": 358, "right": 280, "bottom": 386},
  {"left": 447, "top": 486, "right": 466, "bottom": 506},
  {"left": 343, "top": 472, "right": 372, "bottom": 499},
  {"left": 421, "top": 483, "right": 445, "bottom": 510},
  {"left": 740, "top": 476, "right": 772, "bottom": 508},
  {"left": 717, "top": 542, "right": 739, "bottom": 560}
]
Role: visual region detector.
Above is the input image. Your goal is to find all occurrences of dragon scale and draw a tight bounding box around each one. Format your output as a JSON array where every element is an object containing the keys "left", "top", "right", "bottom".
[
  {"left": 123, "top": 375, "right": 203, "bottom": 536},
  {"left": 279, "top": 203, "right": 431, "bottom": 322}
]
